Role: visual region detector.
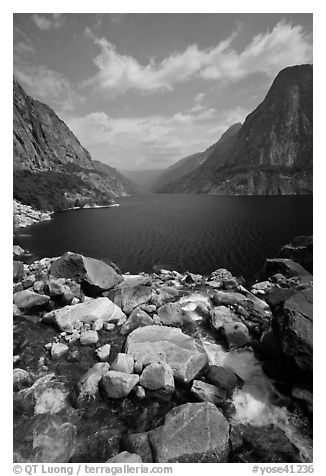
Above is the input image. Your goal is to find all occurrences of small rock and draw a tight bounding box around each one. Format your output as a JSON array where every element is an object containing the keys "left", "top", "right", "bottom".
[
  {"left": 33, "top": 280, "right": 45, "bottom": 293},
  {"left": 110, "top": 353, "right": 134, "bottom": 374},
  {"left": 140, "top": 362, "right": 175, "bottom": 392},
  {"left": 101, "top": 371, "right": 139, "bottom": 399},
  {"left": 95, "top": 344, "right": 111, "bottom": 362},
  {"left": 80, "top": 330, "right": 98, "bottom": 346},
  {"left": 223, "top": 322, "right": 250, "bottom": 348},
  {"left": 78, "top": 362, "right": 110, "bottom": 398},
  {"left": 22, "top": 275, "right": 36, "bottom": 289},
  {"left": 210, "top": 306, "right": 238, "bottom": 331},
  {"left": 13, "top": 368, "right": 32, "bottom": 391},
  {"left": 103, "top": 322, "right": 115, "bottom": 331},
  {"left": 122, "top": 433, "right": 153, "bottom": 462},
  {"left": 207, "top": 365, "right": 240, "bottom": 393},
  {"left": 13, "top": 260, "right": 24, "bottom": 282},
  {"left": 51, "top": 343, "right": 69, "bottom": 360},
  {"left": 157, "top": 302, "right": 184, "bottom": 327},
  {"left": 134, "top": 385, "right": 146, "bottom": 399},
  {"left": 120, "top": 307, "right": 154, "bottom": 335},
  {"left": 106, "top": 451, "right": 143, "bottom": 463}
]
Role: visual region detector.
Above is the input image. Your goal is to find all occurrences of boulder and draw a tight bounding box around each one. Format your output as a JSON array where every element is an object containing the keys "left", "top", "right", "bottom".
[
  {"left": 157, "top": 302, "right": 184, "bottom": 327},
  {"left": 106, "top": 451, "right": 142, "bottom": 463},
  {"left": 78, "top": 362, "right": 110, "bottom": 398},
  {"left": 80, "top": 330, "right": 98, "bottom": 346},
  {"left": 191, "top": 380, "right": 226, "bottom": 404},
  {"left": 140, "top": 362, "right": 175, "bottom": 392},
  {"left": 110, "top": 353, "right": 134, "bottom": 374},
  {"left": 261, "top": 258, "right": 312, "bottom": 281},
  {"left": 277, "top": 236, "right": 313, "bottom": 274},
  {"left": 101, "top": 371, "right": 139, "bottom": 399},
  {"left": 274, "top": 288, "right": 313, "bottom": 374},
  {"left": 13, "top": 290, "right": 50, "bottom": 310},
  {"left": 96, "top": 344, "right": 111, "bottom": 362},
  {"left": 222, "top": 322, "right": 250, "bottom": 348},
  {"left": 122, "top": 433, "right": 153, "bottom": 463},
  {"left": 233, "top": 424, "right": 300, "bottom": 463},
  {"left": 125, "top": 326, "right": 208, "bottom": 384},
  {"left": 207, "top": 365, "right": 239, "bottom": 393},
  {"left": 120, "top": 307, "right": 154, "bottom": 335},
  {"left": 13, "top": 260, "right": 24, "bottom": 282},
  {"left": 148, "top": 402, "right": 229, "bottom": 462},
  {"left": 43, "top": 297, "right": 126, "bottom": 332},
  {"left": 210, "top": 306, "right": 238, "bottom": 331},
  {"left": 107, "top": 282, "right": 152, "bottom": 314},
  {"left": 50, "top": 252, "right": 123, "bottom": 296}
]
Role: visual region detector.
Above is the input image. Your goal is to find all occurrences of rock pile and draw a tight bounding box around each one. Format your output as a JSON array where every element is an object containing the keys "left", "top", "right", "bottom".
[{"left": 13, "top": 237, "right": 313, "bottom": 463}]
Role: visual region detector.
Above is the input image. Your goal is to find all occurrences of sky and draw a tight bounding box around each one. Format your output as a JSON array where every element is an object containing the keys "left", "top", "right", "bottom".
[{"left": 13, "top": 13, "right": 313, "bottom": 171}]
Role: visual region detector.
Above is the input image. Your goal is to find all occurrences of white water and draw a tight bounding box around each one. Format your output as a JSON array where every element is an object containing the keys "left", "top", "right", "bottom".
[{"left": 202, "top": 340, "right": 313, "bottom": 462}]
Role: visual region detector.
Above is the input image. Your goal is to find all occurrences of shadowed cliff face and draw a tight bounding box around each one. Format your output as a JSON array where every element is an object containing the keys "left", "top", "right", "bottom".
[
  {"left": 13, "top": 80, "right": 136, "bottom": 210},
  {"left": 13, "top": 79, "right": 93, "bottom": 172},
  {"left": 157, "top": 64, "right": 313, "bottom": 195}
]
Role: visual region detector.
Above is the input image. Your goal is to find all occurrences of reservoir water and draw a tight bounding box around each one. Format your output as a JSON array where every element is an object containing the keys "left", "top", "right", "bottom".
[{"left": 15, "top": 194, "right": 312, "bottom": 283}]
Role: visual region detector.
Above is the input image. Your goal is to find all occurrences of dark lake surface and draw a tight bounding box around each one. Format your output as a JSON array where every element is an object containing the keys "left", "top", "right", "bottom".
[{"left": 15, "top": 194, "right": 313, "bottom": 283}]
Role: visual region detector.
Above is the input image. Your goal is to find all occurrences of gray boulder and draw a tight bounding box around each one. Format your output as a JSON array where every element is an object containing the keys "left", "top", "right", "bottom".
[
  {"left": 107, "top": 282, "right": 152, "bottom": 314},
  {"left": 148, "top": 402, "right": 229, "bottom": 462},
  {"left": 275, "top": 288, "right": 313, "bottom": 374},
  {"left": 43, "top": 297, "right": 126, "bottom": 332},
  {"left": 50, "top": 252, "right": 123, "bottom": 296},
  {"left": 101, "top": 371, "right": 139, "bottom": 399},
  {"left": 14, "top": 290, "right": 50, "bottom": 310},
  {"left": 223, "top": 322, "right": 250, "bottom": 348},
  {"left": 120, "top": 307, "right": 154, "bottom": 335},
  {"left": 207, "top": 365, "right": 239, "bottom": 393},
  {"left": 110, "top": 353, "right": 135, "bottom": 374},
  {"left": 210, "top": 306, "right": 238, "bottom": 331},
  {"left": 78, "top": 362, "right": 110, "bottom": 399},
  {"left": 126, "top": 326, "right": 208, "bottom": 384},
  {"left": 191, "top": 380, "right": 226, "bottom": 404},
  {"left": 261, "top": 258, "right": 312, "bottom": 280},
  {"left": 157, "top": 302, "right": 184, "bottom": 327},
  {"left": 140, "top": 362, "right": 175, "bottom": 392}
]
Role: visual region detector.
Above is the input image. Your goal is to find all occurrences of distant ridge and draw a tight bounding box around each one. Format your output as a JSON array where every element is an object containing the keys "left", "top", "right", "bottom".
[
  {"left": 156, "top": 64, "right": 313, "bottom": 195},
  {"left": 13, "top": 79, "right": 136, "bottom": 210}
]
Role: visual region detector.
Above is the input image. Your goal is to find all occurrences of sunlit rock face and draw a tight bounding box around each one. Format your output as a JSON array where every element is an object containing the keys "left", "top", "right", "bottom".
[{"left": 157, "top": 65, "right": 313, "bottom": 195}]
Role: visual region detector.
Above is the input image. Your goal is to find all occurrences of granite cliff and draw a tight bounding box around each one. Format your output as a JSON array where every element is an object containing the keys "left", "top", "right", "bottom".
[
  {"left": 13, "top": 79, "right": 136, "bottom": 211},
  {"left": 156, "top": 65, "right": 313, "bottom": 195}
]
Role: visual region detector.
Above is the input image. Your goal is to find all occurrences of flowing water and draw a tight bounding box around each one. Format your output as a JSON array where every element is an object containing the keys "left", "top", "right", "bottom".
[{"left": 179, "top": 291, "right": 313, "bottom": 462}]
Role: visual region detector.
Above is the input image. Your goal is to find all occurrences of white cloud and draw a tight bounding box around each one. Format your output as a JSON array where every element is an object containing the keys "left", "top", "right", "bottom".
[
  {"left": 32, "top": 13, "right": 65, "bottom": 30},
  {"left": 82, "top": 20, "right": 312, "bottom": 96},
  {"left": 14, "top": 63, "right": 81, "bottom": 112},
  {"left": 66, "top": 106, "right": 246, "bottom": 170}
]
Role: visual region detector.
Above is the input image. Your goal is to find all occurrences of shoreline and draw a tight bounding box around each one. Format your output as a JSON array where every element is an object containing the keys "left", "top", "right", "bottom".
[{"left": 13, "top": 200, "right": 120, "bottom": 230}]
